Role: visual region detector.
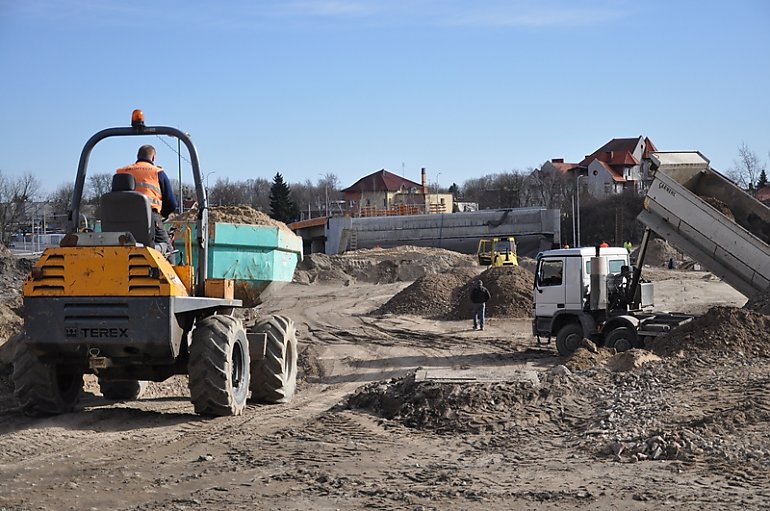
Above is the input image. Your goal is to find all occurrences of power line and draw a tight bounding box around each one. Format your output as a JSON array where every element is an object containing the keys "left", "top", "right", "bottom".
[{"left": 155, "top": 135, "right": 192, "bottom": 166}]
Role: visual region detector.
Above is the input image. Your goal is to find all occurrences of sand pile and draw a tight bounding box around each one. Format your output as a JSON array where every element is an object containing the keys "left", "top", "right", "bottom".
[
  {"left": 373, "top": 268, "right": 479, "bottom": 317},
  {"left": 630, "top": 238, "right": 685, "bottom": 267},
  {"left": 172, "top": 205, "right": 292, "bottom": 233},
  {"left": 647, "top": 306, "right": 770, "bottom": 358},
  {"left": 375, "top": 264, "right": 533, "bottom": 319},
  {"left": 294, "top": 246, "right": 477, "bottom": 286},
  {"left": 447, "top": 265, "right": 533, "bottom": 319}
]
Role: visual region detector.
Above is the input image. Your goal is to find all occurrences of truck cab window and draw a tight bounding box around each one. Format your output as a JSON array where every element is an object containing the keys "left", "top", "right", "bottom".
[{"left": 538, "top": 260, "right": 563, "bottom": 286}]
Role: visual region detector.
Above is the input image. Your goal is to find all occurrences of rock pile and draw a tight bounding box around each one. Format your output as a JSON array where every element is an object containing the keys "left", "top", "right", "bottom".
[{"left": 342, "top": 371, "right": 576, "bottom": 435}]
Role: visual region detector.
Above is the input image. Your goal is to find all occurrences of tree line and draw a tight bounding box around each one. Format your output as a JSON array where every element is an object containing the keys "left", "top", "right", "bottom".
[{"left": 1, "top": 144, "right": 767, "bottom": 247}]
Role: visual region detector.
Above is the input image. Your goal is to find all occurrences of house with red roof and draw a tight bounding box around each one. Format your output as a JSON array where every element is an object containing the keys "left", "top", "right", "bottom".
[
  {"left": 538, "top": 136, "right": 657, "bottom": 198},
  {"left": 341, "top": 168, "right": 453, "bottom": 216},
  {"left": 580, "top": 136, "right": 657, "bottom": 197}
]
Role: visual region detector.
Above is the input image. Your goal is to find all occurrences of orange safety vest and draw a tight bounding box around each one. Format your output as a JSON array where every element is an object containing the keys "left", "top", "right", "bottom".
[{"left": 116, "top": 161, "right": 163, "bottom": 212}]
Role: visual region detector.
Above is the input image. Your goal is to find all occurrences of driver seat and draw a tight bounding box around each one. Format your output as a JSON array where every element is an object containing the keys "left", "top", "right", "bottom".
[{"left": 100, "top": 173, "right": 153, "bottom": 246}]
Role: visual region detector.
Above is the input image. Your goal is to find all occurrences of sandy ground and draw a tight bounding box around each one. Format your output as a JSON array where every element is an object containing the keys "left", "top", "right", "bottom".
[{"left": 1, "top": 267, "right": 768, "bottom": 511}]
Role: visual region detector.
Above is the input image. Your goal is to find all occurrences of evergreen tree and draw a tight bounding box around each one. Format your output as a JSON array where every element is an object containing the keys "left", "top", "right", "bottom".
[
  {"left": 269, "top": 172, "right": 300, "bottom": 223},
  {"left": 758, "top": 169, "right": 768, "bottom": 189}
]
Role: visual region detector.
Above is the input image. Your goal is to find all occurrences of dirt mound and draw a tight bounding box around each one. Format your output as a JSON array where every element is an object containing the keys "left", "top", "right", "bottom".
[
  {"left": 606, "top": 349, "right": 662, "bottom": 372},
  {"left": 744, "top": 292, "right": 770, "bottom": 315},
  {"left": 0, "top": 297, "right": 23, "bottom": 348},
  {"left": 342, "top": 372, "right": 572, "bottom": 435},
  {"left": 647, "top": 306, "right": 770, "bottom": 357},
  {"left": 172, "top": 205, "right": 292, "bottom": 233},
  {"left": 630, "top": 238, "right": 683, "bottom": 267},
  {"left": 447, "top": 265, "right": 533, "bottom": 319},
  {"left": 0, "top": 256, "right": 33, "bottom": 298},
  {"left": 374, "top": 264, "right": 533, "bottom": 319},
  {"left": 295, "top": 246, "right": 477, "bottom": 286},
  {"left": 373, "top": 268, "right": 479, "bottom": 317},
  {"left": 562, "top": 338, "right": 615, "bottom": 370}
]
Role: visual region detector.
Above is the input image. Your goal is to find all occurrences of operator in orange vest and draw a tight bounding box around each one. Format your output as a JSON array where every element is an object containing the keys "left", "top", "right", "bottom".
[{"left": 116, "top": 144, "right": 178, "bottom": 244}]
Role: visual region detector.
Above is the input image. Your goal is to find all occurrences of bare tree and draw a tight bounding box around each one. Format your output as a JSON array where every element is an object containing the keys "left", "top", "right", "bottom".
[
  {"left": 86, "top": 172, "right": 113, "bottom": 204},
  {"left": 209, "top": 177, "right": 253, "bottom": 206},
  {"left": 47, "top": 182, "right": 75, "bottom": 231},
  {"left": 727, "top": 143, "right": 766, "bottom": 190},
  {"left": 246, "top": 178, "right": 272, "bottom": 212},
  {"left": 0, "top": 171, "right": 43, "bottom": 243},
  {"left": 528, "top": 168, "right": 574, "bottom": 209}
]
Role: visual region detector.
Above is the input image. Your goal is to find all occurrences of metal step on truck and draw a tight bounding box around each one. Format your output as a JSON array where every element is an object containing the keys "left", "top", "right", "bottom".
[{"left": 534, "top": 150, "right": 770, "bottom": 356}]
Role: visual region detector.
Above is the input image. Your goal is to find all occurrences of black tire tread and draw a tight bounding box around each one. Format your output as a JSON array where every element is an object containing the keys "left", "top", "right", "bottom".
[
  {"left": 188, "top": 315, "right": 250, "bottom": 416},
  {"left": 555, "top": 323, "right": 584, "bottom": 357},
  {"left": 250, "top": 315, "right": 298, "bottom": 404},
  {"left": 12, "top": 341, "right": 82, "bottom": 416}
]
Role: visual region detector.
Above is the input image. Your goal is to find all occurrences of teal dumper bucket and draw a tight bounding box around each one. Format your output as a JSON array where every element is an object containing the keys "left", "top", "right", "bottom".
[{"left": 174, "top": 222, "right": 303, "bottom": 307}]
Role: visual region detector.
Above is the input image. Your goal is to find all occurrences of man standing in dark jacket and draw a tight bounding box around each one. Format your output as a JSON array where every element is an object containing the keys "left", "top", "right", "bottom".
[{"left": 470, "top": 279, "right": 491, "bottom": 330}]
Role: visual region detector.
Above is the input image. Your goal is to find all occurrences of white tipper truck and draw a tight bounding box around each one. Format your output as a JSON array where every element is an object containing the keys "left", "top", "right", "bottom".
[{"left": 533, "top": 151, "right": 770, "bottom": 356}]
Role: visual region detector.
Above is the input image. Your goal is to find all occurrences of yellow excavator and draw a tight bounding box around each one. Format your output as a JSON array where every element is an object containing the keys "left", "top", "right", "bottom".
[{"left": 477, "top": 236, "right": 518, "bottom": 266}]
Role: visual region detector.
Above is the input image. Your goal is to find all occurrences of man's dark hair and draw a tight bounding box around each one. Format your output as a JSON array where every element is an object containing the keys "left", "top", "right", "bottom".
[{"left": 137, "top": 145, "right": 156, "bottom": 162}]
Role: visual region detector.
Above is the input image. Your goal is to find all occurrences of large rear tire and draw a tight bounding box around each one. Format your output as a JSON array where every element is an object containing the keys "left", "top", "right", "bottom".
[
  {"left": 99, "top": 379, "right": 148, "bottom": 401},
  {"left": 188, "top": 315, "right": 250, "bottom": 416},
  {"left": 250, "top": 315, "right": 298, "bottom": 404},
  {"left": 604, "top": 327, "right": 637, "bottom": 352},
  {"left": 555, "top": 323, "right": 584, "bottom": 357},
  {"left": 12, "top": 341, "right": 83, "bottom": 416}
]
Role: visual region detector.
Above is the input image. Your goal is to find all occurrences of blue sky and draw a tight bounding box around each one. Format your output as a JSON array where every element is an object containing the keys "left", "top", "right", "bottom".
[{"left": 1, "top": 0, "right": 768, "bottom": 195}]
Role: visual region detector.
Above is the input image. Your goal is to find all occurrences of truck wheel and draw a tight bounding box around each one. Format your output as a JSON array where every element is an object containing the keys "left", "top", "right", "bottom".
[
  {"left": 604, "top": 327, "right": 637, "bottom": 352},
  {"left": 189, "top": 315, "right": 250, "bottom": 416},
  {"left": 99, "top": 379, "right": 148, "bottom": 400},
  {"left": 12, "top": 341, "right": 83, "bottom": 416},
  {"left": 250, "top": 315, "right": 298, "bottom": 404},
  {"left": 555, "top": 323, "right": 584, "bottom": 356}
]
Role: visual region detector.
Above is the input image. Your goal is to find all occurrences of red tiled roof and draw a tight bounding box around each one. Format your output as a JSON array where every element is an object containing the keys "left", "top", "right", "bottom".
[
  {"left": 579, "top": 137, "right": 645, "bottom": 167},
  {"left": 341, "top": 169, "right": 423, "bottom": 193},
  {"left": 551, "top": 161, "right": 582, "bottom": 174}
]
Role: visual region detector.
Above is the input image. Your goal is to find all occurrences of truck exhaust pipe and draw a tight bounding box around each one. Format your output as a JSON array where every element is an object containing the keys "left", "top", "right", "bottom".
[{"left": 590, "top": 245, "right": 608, "bottom": 311}]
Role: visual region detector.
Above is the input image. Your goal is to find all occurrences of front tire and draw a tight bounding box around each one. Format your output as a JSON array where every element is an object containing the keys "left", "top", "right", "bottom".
[
  {"left": 555, "top": 323, "right": 584, "bottom": 356},
  {"left": 250, "top": 315, "right": 298, "bottom": 404},
  {"left": 189, "top": 315, "right": 250, "bottom": 416},
  {"left": 12, "top": 340, "right": 83, "bottom": 416}
]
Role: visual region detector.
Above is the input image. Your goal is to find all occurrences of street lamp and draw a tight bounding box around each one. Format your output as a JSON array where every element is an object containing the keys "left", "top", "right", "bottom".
[
  {"left": 204, "top": 171, "right": 217, "bottom": 200},
  {"left": 318, "top": 173, "right": 329, "bottom": 216}
]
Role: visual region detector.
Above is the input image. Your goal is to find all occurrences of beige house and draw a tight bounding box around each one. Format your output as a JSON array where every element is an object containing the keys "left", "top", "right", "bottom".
[{"left": 341, "top": 168, "right": 453, "bottom": 216}]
